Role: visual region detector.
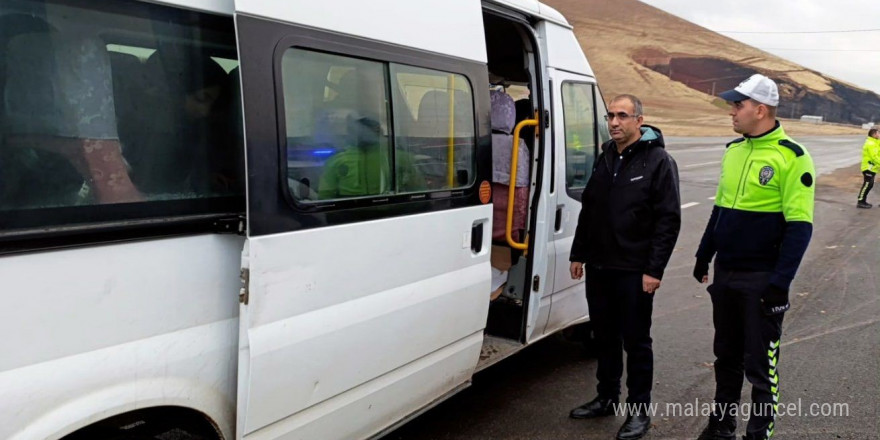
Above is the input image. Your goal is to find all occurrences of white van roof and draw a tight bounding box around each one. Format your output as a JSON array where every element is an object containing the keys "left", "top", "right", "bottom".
[
  {"left": 491, "top": 0, "right": 572, "bottom": 28},
  {"left": 152, "top": 0, "right": 576, "bottom": 64},
  {"left": 161, "top": 0, "right": 572, "bottom": 26}
]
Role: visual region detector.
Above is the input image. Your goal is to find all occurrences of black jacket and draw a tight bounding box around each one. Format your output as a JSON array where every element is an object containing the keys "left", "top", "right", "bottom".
[{"left": 570, "top": 125, "right": 681, "bottom": 279}]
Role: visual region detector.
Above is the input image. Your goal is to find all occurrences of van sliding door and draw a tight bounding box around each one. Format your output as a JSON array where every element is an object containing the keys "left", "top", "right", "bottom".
[{"left": 232, "top": 2, "right": 493, "bottom": 439}]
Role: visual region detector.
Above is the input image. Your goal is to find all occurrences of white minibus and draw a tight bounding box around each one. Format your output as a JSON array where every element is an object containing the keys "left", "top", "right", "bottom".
[{"left": 0, "top": 0, "right": 608, "bottom": 438}]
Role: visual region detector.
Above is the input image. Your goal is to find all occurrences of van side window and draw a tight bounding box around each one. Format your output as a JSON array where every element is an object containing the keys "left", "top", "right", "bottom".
[
  {"left": 390, "top": 65, "right": 475, "bottom": 191},
  {"left": 281, "top": 50, "right": 393, "bottom": 201},
  {"left": 596, "top": 91, "right": 611, "bottom": 146},
  {"left": 0, "top": 0, "right": 243, "bottom": 233},
  {"left": 280, "top": 48, "right": 475, "bottom": 204},
  {"left": 561, "top": 82, "right": 598, "bottom": 190}
]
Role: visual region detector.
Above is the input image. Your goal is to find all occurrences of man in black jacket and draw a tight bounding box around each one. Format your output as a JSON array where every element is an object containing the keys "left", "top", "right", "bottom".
[{"left": 569, "top": 94, "right": 681, "bottom": 440}]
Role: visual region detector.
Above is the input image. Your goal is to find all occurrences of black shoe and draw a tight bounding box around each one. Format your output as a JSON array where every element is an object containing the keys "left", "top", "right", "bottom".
[
  {"left": 569, "top": 396, "right": 618, "bottom": 419},
  {"left": 616, "top": 413, "right": 651, "bottom": 440},
  {"left": 697, "top": 421, "right": 736, "bottom": 440},
  {"left": 857, "top": 201, "right": 872, "bottom": 209}
]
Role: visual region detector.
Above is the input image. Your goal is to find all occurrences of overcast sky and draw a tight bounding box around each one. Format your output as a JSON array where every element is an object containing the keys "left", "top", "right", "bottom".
[{"left": 640, "top": 0, "right": 880, "bottom": 94}]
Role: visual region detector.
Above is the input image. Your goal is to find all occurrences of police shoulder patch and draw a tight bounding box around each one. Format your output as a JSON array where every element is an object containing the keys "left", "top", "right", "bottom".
[
  {"left": 801, "top": 172, "right": 813, "bottom": 187},
  {"left": 778, "top": 139, "right": 805, "bottom": 157},
  {"left": 726, "top": 137, "right": 745, "bottom": 148}
]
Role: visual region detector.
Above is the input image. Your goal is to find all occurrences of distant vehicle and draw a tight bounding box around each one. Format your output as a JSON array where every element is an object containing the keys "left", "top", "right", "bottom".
[
  {"left": 0, "top": 1, "right": 608, "bottom": 439},
  {"left": 800, "top": 115, "right": 824, "bottom": 124}
]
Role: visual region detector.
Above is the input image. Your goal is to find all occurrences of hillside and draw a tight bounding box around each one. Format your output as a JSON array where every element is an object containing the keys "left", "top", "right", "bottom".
[{"left": 543, "top": 0, "right": 879, "bottom": 136}]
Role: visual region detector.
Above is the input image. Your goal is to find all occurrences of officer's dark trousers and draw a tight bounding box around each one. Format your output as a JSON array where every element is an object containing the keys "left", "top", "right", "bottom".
[
  {"left": 709, "top": 265, "right": 784, "bottom": 440},
  {"left": 586, "top": 268, "right": 654, "bottom": 404},
  {"left": 858, "top": 170, "right": 876, "bottom": 203}
]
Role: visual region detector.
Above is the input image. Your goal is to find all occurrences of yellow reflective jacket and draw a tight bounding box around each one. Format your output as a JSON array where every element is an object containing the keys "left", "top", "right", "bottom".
[
  {"left": 696, "top": 122, "right": 815, "bottom": 290},
  {"left": 861, "top": 136, "right": 880, "bottom": 173}
]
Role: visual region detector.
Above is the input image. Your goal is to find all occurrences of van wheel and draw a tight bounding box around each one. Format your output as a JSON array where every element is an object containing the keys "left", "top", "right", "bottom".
[{"left": 62, "top": 407, "right": 222, "bottom": 440}]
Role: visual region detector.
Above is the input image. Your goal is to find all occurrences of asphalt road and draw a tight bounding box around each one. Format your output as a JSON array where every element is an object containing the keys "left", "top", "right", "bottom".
[{"left": 388, "top": 135, "right": 879, "bottom": 440}]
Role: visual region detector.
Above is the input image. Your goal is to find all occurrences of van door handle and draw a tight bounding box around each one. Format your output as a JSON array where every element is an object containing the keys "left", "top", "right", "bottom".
[
  {"left": 555, "top": 206, "right": 563, "bottom": 232},
  {"left": 471, "top": 222, "right": 484, "bottom": 254}
]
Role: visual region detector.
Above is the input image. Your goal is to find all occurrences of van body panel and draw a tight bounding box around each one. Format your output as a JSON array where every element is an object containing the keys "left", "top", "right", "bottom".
[
  {"left": 0, "top": 236, "right": 243, "bottom": 439},
  {"left": 238, "top": 208, "right": 492, "bottom": 438},
  {"left": 539, "top": 21, "right": 594, "bottom": 77}
]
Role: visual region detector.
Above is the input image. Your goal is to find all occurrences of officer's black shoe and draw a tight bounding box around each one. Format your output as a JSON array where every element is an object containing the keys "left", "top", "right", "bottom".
[
  {"left": 615, "top": 413, "right": 651, "bottom": 440},
  {"left": 568, "top": 396, "right": 618, "bottom": 419},
  {"left": 697, "top": 422, "right": 736, "bottom": 440},
  {"left": 857, "top": 201, "right": 872, "bottom": 209}
]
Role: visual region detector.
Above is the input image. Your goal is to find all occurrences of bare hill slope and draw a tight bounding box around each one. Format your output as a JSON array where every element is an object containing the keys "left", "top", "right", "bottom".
[{"left": 543, "top": 0, "right": 879, "bottom": 136}]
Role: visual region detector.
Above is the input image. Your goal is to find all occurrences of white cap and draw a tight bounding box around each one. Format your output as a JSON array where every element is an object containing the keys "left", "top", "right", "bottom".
[{"left": 719, "top": 74, "right": 779, "bottom": 107}]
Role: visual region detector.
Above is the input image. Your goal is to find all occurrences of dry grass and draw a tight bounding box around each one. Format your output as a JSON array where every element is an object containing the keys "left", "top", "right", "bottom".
[
  {"left": 783, "top": 71, "right": 832, "bottom": 92},
  {"left": 543, "top": 0, "right": 865, "bottom": 136}
]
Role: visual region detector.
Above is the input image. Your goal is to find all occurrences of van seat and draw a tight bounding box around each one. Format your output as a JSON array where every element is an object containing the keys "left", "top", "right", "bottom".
[
  {"left": 489, "top": 90, "right": 529, "bottom": 241},
  {"left": 409, "top": 89, "right": 474, "bottom": 188}
]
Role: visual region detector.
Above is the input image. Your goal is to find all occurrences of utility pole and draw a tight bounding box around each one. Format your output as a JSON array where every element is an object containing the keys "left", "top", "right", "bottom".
[{"left": 711, "top": 82, "right": 716, "bottom": 96}]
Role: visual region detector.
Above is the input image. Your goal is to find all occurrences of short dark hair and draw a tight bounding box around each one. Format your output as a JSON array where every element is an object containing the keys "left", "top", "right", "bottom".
[
  {"left": 611, "top": 94, "right": 643, "bottom": 116},
  {"left": 745, "top": 98, "right": 777, "bottom": 119},
  {"left": 869, "top": 127, "right": 879, "bottom": 137}
]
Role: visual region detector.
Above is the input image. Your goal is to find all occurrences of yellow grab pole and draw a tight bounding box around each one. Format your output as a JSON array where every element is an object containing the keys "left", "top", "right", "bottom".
[
  {"left": 507, "top": 118, "right": 539, "bottom": 250},
  {"left": 447, "top": 75, "right": 455, "bottom": 188}
]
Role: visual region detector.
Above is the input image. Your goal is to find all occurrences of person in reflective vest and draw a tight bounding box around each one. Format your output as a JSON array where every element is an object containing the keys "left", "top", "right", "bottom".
[
  {"left": 693, "top": 74, "right": 815, "bottom": 440},
  {"left": 857, "top": 127, "right": 880, "bottom": 208}
]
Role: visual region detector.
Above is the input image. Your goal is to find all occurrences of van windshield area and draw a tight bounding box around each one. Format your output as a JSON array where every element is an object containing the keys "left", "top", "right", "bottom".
[{"left": 0, "top": 0, "right": 243, "bottom": 232}]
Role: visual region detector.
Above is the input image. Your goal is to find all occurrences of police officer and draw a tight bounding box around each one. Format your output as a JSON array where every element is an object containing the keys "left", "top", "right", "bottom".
[
  {"left": 857, "top": 127, "right": 880, "bottom": 208},
  {"left": 693, "top": 74, "right": 815, "bottom": 440}
]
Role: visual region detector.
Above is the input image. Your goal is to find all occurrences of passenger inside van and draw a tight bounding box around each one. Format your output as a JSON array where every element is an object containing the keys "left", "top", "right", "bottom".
[
  {"left": 2, "top": 29, "right": 142, "bottom": 207},
  {"left": 125, "top": 47, "right": 240, "bottom": 196},
  {"left": 317, "top": 69, "right": 425, "bottom": 199}
]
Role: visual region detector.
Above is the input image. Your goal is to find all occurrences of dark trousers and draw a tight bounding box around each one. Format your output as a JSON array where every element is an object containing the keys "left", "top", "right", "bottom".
[
  {"left": 585, "top": 268, "right": 654, "bottom": 404},
  {"left": 709, "top": 265, "right": 784, "bottom": 439},
  {"left": 858, "top": 170, "right": 875, "bottom": 203}
]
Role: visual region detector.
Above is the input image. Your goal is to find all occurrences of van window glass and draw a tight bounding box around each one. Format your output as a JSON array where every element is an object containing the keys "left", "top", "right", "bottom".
[
  {"left": 390, "top": 64, "right": 475, "bottom": 191},
  {"left": 280, "top": 49, "right": 477, "bottom": 203},
  {"left": 561, "top": 82, "right": 598, "bottom": 190},
  {"left": 0, "top": 0, "right": 243, "bottom": 232},
  {"left": 597, "top": 91, "right": 611, "bottom": 145},
  {"left": 281, "top": 49, "right": 392, "bottom": 202}
]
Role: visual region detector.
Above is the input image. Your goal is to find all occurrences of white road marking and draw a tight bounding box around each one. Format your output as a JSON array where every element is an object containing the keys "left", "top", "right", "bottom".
[
  {"left": 681, "top": 202, "right": 700, "bottom": 209},
  {"left": 682, "top": 160, "right": 721, "bottom": 169},
  {"left": 708, "top": 196, "right": 716, "bottom": 200}
]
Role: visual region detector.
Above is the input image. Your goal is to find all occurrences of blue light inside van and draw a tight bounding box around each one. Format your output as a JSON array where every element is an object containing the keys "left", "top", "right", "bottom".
[{"left": 312, "top": 149, "right": 335, "bottom": 157}]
